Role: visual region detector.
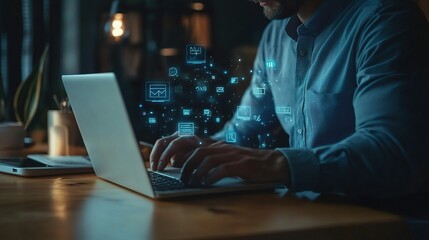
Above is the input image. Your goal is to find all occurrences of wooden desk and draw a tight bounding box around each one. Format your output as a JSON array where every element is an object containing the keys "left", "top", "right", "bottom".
[{"left": 0, "top": 173, "right": 410, "bottom": 240}]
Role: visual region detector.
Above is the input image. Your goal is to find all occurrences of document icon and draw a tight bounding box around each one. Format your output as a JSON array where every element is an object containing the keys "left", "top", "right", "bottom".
[
  {"left": 146, "top": 82, "right": 170, "bottom": 102},
  {"left": 178, "top": 122, "right": 195, "bottom": 136}
]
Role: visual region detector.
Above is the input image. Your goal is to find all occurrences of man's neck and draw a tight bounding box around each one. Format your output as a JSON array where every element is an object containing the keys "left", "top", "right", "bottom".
[{"left": 297, "top": 0, "right": 323, "bottom": 23}]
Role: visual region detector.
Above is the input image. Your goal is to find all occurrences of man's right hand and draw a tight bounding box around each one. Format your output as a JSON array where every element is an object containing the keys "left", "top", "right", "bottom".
[{"left": 149, "top": 132, "right": 216, "bottom": 171}]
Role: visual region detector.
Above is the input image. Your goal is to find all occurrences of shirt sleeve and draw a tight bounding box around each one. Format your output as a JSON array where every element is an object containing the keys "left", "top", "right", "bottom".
[{"left": 278, "top": 2, "right": 429, "bottom": 198}]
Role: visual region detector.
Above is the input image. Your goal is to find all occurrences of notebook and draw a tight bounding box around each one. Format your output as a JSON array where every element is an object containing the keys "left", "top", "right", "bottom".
[{"left": 62, "top": 72, "right": 281, "bottom": 199}]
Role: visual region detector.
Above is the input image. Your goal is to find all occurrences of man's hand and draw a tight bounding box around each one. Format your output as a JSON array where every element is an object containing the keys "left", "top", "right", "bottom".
[
  {"left": 150, "top": 134, "right": 290, "bottom": 186},
  {"left": 149, "top": 132, "right": 216, "bottom": 171},
  {"left": 180, "top": 142, "right": 290, "bottom": 186}
]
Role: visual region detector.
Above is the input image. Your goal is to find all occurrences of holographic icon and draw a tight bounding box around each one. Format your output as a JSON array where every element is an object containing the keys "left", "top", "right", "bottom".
[
  {"left": 148, "top": 118, "right": 157, "bottom": 124},
  {"left": 146, "top": 82, "right": 170, "bottom": 102},
  {"left": 253, "top": 87, "right": 265, "bottom": 96},
  {"left": 178, "top": 122, "right": 195, "bottom": 136},
  {"left": 226, "top": 132, "right": 237, "bottom": 143},
  {"left": 195, "top": 85, "right": 208, "bottom": 92},
  {"left": 266, "top": 60, "right": 276, "bottom": 68},
  {"left": 215, "top": 117, "right": 221, "bottom": 123},
  {"left": 237, "top": 106, "right": 252, "bottom": 121},
  {"left": 276, "top": 106, "right": 292, "bottom": 114},
  {"left": 216, "top": 87, "right": 225, "bottom": 93},
  {"left": 168, "top": 67, "right": 179, "bottom": 77},
  {"left": 203, "top": 109, "right": 212, "bottom": 117},
  {"left": 253, "top": 115, "right": 261, "bottom": 122},
  {"left": 186, "top": 44, "right": 206, "bottom": 64},
  {"left": 285, "top": 115, "right": 293, "bottom": 123},
  {"left": 230, "top": 77, "right": 239, "bottom": 84},
  {"left": 183, "top": 109, "right": 191, "bottom": 116}
]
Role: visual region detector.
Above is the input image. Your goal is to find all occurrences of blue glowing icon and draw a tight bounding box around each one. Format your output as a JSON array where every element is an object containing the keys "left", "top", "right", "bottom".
[
  {"left": 148, "top": 118, "right": 157, "bottom": 124},
  {"left": 226, "top": 132, "right": 237, "bottom": 143},
  {"left": 230, "top": 77, "right": 239, "bottom": 84},
  {"left": 253, "top": 115, "right": 261, "bottom": 122},
  {"left": 237, "top": 106, "right": 252, "bottom": 121},
  {"left": 146, "top": 82, "right": 170, "bottom": 102},
  {"left": 203, "top": 109, "right": 212, "bottom": 117},
  {"left": 276, "top": 106, "right": 292, "bottom": 114},
  {"left": 178, "top": 122, "right": 195, "bottom": 136},
  {"left": 168, "top": 67, "right": 179, "bottom": 77},
  {"left": 186, "top": 44, "right": 206, "bottom": 64},
  {"left": 266, "top": 60, "right": 276, "bottom": 68},
  {"left": 215, "top": 117, "right": 221, "bottom": 123},
  {"left": 195, "top": 85, "right": 208, "bottom": 92},
  {"left": 216, "top": 87, "right": 225, "bottom": 93},
  {"left": 285, "top": 115, "right": 293, "bottom": 123},
  {"left": 253, "top": 87, "right": 265, "bottom": 96},
  {"left": 183, "top": 109, "right": 191, "bottom": 116}
]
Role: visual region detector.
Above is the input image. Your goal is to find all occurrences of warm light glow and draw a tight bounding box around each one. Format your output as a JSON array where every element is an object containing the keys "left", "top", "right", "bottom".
[
  {"left": 191, "top": 2, "right": 204, "bottom": 11},
  {"left": 109, "top": 13, "right": 126, "bottom": 41},
  {"left": 112, "top": 28, "right": 124, "bottom": 37},
  {"left": 112, "top": 19, "right": 123, "bottom": 28},
  {"left": 160, "top": 48, "right": 179, "bottom": 57}
]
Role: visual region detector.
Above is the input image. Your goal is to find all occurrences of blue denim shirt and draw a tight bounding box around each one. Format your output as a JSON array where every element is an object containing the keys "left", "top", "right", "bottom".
[{"left": 214, "top": 0, "right": 429, "bottom": 197}]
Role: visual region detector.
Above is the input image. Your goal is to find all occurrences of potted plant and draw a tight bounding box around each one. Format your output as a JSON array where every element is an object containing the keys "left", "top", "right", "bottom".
[{"left": 13, "top": 45, "right": 49, "bottom": 131}]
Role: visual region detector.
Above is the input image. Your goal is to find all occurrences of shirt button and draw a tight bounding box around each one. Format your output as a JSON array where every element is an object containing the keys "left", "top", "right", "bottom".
[
  {"left": 299, "top": 49, "right": 307, "bottom": 57},
  {"left": 297, "top": 129, "right": 303, "bottom": 135}
]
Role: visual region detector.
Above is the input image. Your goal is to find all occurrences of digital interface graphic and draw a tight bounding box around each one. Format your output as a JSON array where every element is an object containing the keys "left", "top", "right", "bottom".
[
  {"left": 146, "top": 82, "right": 170, "bottom": 102},
  {"left": 186, "top": 44, "right": 206, "bottom": 64},
  {"left": 138, "top": 44, "right": 281, "bottom": 149}
]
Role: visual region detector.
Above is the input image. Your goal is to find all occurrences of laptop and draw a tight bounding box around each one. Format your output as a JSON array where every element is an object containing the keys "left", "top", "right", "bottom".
[
  {"left": 0, "top": 155, "right": 93, "bottom": 177},
  {"left": 62, "top": 72, "right": 281, "bottom": 199}
]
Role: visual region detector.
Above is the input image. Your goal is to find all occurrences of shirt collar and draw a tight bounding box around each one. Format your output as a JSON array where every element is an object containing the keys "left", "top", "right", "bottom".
[{"left": 285, "top": 0, "right": 352, "bottom": 40}]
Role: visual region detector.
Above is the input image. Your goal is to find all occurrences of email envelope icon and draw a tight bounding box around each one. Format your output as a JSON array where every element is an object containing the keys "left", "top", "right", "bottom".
[{"left": 146, "top": 82, "right": 170, "bottom": 102}]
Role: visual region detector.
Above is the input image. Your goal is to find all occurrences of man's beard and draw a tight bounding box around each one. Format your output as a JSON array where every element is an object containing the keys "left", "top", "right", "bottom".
[{"left": 251, "top": 0, "right": 300, "bottom": 20}]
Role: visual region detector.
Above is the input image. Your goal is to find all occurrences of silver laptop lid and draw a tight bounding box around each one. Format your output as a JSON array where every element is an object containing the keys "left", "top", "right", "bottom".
[{"left": 62, "top": 73, "right": 155, "bottom": 198}]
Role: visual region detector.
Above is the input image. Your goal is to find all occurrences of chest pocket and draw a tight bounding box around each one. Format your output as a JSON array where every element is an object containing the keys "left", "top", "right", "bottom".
[{"left": 306, "top": 89, "right": 355, "bottom": 147}]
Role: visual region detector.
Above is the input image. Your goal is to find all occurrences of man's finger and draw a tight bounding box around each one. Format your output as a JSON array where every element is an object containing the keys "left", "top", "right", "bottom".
[
  {"left": 180, "top": 147, "right": 226, "bottom": 183},
  {"left": 203, "top": 161, "right": 248, "bottom": 185},
  {"left": 158, "top": 136, "right": 201, "bottom": 170},
  {"left": 150, "top": 133, "right": 178, "bottom": 170},
  {"left": 188, "top": 154, "right": 232, "bottom": 185}
]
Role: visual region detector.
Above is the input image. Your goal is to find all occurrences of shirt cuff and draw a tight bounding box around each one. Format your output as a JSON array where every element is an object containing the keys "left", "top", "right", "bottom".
[{"left": 275, "top": 148, "right": 319, "bottom": 192}]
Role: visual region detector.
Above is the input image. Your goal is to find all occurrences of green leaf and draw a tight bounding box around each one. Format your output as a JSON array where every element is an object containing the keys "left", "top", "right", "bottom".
[{"left": 13, "top": 45, "right": 49, "bottom": 130}]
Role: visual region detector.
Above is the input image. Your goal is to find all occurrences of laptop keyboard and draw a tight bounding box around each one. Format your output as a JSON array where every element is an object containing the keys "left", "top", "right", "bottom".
[{"left": 149, "top": 171, "right": 187, "bottom": 191}]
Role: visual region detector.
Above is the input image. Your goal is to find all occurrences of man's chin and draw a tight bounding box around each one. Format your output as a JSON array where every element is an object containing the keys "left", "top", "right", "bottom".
[{"left": 263, "top": 7, "right": 295, "bottom": 20}]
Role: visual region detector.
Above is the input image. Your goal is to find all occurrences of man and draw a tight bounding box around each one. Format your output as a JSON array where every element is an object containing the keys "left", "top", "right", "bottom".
[{"left": 150, "top": 0, "right": 429, "bottom": 198}]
